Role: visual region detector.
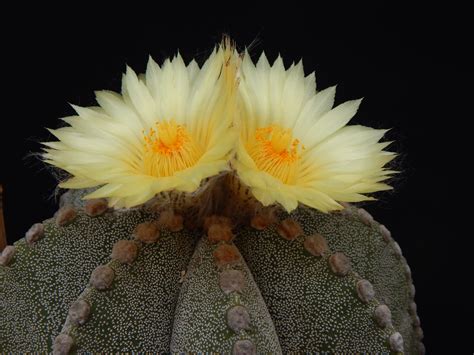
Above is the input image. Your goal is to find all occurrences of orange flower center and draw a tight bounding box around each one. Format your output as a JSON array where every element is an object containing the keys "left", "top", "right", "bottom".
[
  {"left": 247, "top": 125, "right": 303, "bottom": 184},
  {"left": 142, "top": 119, "right": 203, "bottom": 177}
]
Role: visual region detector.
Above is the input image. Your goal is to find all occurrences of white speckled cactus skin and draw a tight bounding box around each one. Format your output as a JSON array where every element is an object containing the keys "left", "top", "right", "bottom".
[
  {"left": 235, "top": 205, "right": 423, "bottom": 353},
  {"left": 0, "top": 189, "right": 423, "bottom": 354},
  {"left": 0, "top": 199, "right": 199, "bottom": 353}
]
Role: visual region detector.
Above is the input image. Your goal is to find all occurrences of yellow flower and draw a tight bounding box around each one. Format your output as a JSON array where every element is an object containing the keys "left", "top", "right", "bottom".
[
  {"left": 43, "top": 43, "right": 238, "bottom": 208},
  {"left": 233, "top": 52, "right": 395, "bottom": 212}
]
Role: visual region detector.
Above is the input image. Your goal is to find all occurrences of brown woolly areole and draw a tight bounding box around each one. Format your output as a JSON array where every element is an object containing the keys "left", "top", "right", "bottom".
[
  {"left": 219, "top": 269, "right": 246, "bottom": 294},
  {"left": 374, "top": 304, "right": 392, "bottom": 328},
  {"left": 158, "top": 210, "right": 184, "bottom": 232},
  {"left": 277, "top": 218, "right": 304, "bottom": 240},
  {"left": 207, "top": 223, "right": 234, "bottom": 244},
  {"left": 84, "top": 198, "right": 108, "bottom": 217},
  {"left": 379, "top": 224, "right": 392, "bottom": 242},
  {"left": 389, "top": 332, "right": 404, "bottom": 352},
  {"left": 68, "top": 299, "right": 91, "bottom": 326},
  {"left": 90, "top": 265, "right": 115, "bottom": 290},
  {"left": 0, "top": 245, "right": 16, "bottom": 266},
  {"left": 111, "top": 240, "right": 138, "bottom": 264},
  {"left": 227, "top": 305, "right": 251, "bottom": 332},
  {"left": 232, "top": 339, "right": 256, "bottom": 355},
  {"left": 213, "top": 243, "right": 241, "bottom": 267},
  {"left": 250, "top": 214, "right": 271, "bottom": 230},
  {"left": 53, "top": 333, "right": 74, "bottom": 355},
  {"left": 25, "top": 223, "right": 45, "bottom": 245},
  {"left": 357, "top": 208, "right": 374, "bottom": 225},
  {"left": 357, "top": 279, "right": 376, "bottom": 303},
  {"left": 304, "top": 233, "right": 329, "bottom": 256},
  {"left": 250, "top": 207, "right": 277, "bottom": 230},
  {"left": 133, "top": 221, "right": 160, "bottom": 244},
  {"left": 329, "top": 252, "right": 352, "bottom": 276},
  {"left": 55, "top": 206, "right": 77, "bottom": 226}
]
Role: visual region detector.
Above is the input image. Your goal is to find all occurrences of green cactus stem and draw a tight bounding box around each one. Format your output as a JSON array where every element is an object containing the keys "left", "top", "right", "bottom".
[{"left": 0, "top": 190, "right": 423, "bottom": 353}]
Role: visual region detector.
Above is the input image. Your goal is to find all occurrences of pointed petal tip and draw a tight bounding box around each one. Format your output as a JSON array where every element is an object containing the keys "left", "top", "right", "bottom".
[
  {"left": 273, "top": 54, "right": 284, "bottom": 66},
  {"left": 67, "top": 102, "right": 80, "bottom": 111},
  {"left": 68, "top": 103, "right": 84, "bottom": 114},
  {"left": 147, "top": 54, "right": 155, "bottom": 64},
  {"left": 125, "top": 65, "right": 138, "bottom": 78},
  {"left": 306, "top": 71, "right": 316, "bottom": 79},
  {"left": 93, "top": 90, "right": 101, "bottom": 97},
  {"left": 257, "top": 51, "right": 269, "bottom": 63}
]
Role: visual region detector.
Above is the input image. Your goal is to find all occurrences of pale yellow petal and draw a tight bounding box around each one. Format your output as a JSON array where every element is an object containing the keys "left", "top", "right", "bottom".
[
  {"left": 302, "top": 99, "right": 362, "bottom": 149},
  {"left": 293, "top": 85, "right": 336, "bottom": 137},
  {"left": 59, "top": 176, "right": 99, "bottom": 189},
  {"left": 122, "top": 66, "right": 157, "bottom": 127}
]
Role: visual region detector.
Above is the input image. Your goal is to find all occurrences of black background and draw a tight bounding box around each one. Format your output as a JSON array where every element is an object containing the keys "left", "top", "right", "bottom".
[{"left": 0, "top": 5, "right": 471, "bottom": 353}]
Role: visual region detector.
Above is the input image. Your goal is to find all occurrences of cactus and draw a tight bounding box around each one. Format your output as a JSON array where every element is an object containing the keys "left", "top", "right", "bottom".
[
  {"left": 1, "top": 40, "right": 420, "bottom": 353},
  {"left": 0, "top": 187, "right": 423, "bottom": 354}
]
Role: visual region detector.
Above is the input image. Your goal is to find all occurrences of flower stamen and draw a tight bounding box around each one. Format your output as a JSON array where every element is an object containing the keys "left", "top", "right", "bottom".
[
  {"left": 247, "top": 125, "right": 302, "bottom": 184},
  {"left": 143, "top": 119, "right": 203, "bottom": 177}
]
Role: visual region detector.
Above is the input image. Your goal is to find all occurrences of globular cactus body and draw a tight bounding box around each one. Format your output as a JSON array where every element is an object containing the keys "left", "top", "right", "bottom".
[
  {"left": 236, "top": 206, "right": 421, "bottom": 352},
  {"left": 0, "top": 191, "right": 422, "bottom": 353}
]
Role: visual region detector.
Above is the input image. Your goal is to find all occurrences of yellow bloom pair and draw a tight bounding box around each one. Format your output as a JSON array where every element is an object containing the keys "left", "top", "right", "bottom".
[{"left": 43, "top": 41, "right": 395, "bottom": 212}]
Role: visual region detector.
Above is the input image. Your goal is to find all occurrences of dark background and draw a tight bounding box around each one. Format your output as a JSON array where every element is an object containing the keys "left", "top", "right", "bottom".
[{"left": 1, "top": 5, "right": 471, "bottom": 353}]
